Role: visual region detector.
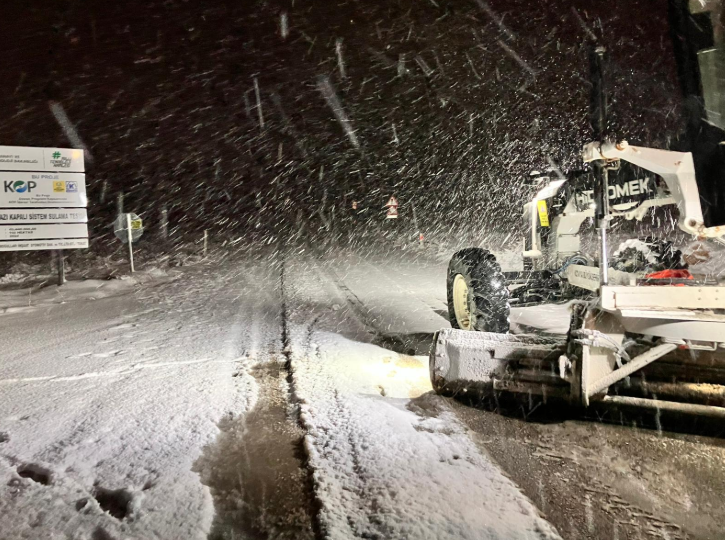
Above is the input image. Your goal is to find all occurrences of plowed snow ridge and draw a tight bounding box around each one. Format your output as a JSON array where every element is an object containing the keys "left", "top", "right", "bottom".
[{"left": 285, "top": 257, "right": 561, "bottom": 540}]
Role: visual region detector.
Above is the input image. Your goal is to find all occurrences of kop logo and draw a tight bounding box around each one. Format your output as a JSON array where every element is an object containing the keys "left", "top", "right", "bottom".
[{"left": 3, "top": 180, "right": 37, "bottom": 193}]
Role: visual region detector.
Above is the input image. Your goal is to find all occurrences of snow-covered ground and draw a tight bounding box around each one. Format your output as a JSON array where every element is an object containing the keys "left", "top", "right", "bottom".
[
  {"left": 0, "top": 267, "right": 175, "bottom": 315},
  {"left": 2, "top": 247, "right": 725, "bottom": 540},
  {"left": 0, "top": 261, "right": 279, "bottom": 539}
]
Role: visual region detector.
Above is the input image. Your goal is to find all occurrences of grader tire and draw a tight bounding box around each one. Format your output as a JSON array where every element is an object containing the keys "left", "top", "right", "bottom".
[{"left": 447, "top": 248, "right": 510, "bottom": 333}]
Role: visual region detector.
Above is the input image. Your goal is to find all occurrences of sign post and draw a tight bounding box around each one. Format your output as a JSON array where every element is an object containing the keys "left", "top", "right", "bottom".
[
  {"left": 114, "top": 213, "right": 143, "bottom": 273},
  {"left": 0, "top": 146, "right": 88, "bottom": 286},
  {"left": 56, "top": 250, "right": 65, "bottom": 286},
  {"left": 126, "top": 213, "right": 134, "bottom": 273}
]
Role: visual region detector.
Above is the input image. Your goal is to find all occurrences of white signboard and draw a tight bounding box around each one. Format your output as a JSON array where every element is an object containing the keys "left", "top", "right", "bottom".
[
  {"left": 0, "top": 146, "right": 85, "bottom": 173},
  {"left": 0, "top": 172, "right": 87, "bottom": 207},
  {"left": 0, "top": 239, "right": 88, "bottom": 252},
  {"left": 0, "top": 208, "right": 87, "bottom": 224},
  {"left": 0, "top": 145, "right": 89, "bottom": 255},
  {"left": 0, "top": 223, "right": 88, "bottom": 241}
]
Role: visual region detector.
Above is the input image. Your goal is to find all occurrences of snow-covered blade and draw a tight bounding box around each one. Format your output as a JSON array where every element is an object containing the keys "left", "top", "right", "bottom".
[{"left": 431, "top": 328, "right": 566, "bottom": 395}]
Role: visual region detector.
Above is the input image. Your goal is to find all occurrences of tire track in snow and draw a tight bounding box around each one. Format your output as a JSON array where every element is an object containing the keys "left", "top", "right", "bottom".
[
  {"left": 278, "top": 255, "right": 325, "bottom": 539},
  {"left": 315, "top": 262, "right": 436, "bottom": 357},
  {"left": 281, "top": 262, "right": 382, "bottom": 538},
  {"left": 318, "top": 266, "right": 380, "bottom": 334},
  {"left": 195, "top": 257, "right": 319, "bottom": 540}
]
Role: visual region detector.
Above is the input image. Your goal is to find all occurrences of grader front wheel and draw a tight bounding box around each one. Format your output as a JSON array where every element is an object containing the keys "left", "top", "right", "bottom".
[{"left": 446, "top": 248, "right": 510, "bottom": 333}]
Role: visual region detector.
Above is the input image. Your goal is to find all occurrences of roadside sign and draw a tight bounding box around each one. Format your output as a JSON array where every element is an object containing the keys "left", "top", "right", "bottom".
[
  {"left": 114, "top": 213, "right": 143, "bottom": 273},
  {"left": 0, "top": 146, "right": 85, "bottom": 172},
  {"left": 0, "top": 238, "right": 88, "bottom": 252},
  {"left": 0, "top": 208, "right": 87, "bottom": 224},
  {"left": 386, "top": 206, "right": 398, "bottom": 219},
  {"left": 386, "top": 196, "right": 399, "bottom": 207},
  {"left": 0, "top": 145, "right": 89, "bottom": 283},
  {"left": 114, "top": 213, "right": 143, "bottom": 243},
  {"left": 0, "top": 223, "right": 87, "bottom": 241},
  {"left": 0, "top": 172, "right": 87, "bottom": 207}
]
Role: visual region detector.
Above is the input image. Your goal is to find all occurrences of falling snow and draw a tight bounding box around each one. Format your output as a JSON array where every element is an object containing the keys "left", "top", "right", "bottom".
[{"left": 1, "top": 1, "right": 724, "bottom": 539}]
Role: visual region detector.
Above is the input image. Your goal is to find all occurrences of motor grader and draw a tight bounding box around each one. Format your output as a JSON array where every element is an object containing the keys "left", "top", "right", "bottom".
[{"left": 430, "top": 0, "right": 725, "bottom": 417}]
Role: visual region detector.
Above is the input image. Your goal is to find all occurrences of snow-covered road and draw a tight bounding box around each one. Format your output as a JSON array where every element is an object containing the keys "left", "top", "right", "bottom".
[{"left": 1, "top": 248, "right": 724, "bottom": 540}]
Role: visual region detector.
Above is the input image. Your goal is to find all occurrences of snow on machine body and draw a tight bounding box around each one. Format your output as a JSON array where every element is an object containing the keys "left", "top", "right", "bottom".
[{"left": 430, "top": 0, "right": 725, "bottom": 417}]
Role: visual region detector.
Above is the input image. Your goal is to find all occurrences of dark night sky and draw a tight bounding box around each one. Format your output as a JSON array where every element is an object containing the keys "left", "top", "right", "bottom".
[{"left": 0, "top": 0, "right": 683, "bottom": 248}]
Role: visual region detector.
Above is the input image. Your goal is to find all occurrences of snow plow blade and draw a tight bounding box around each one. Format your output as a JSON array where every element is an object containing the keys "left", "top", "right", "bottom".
[
  {"left": 429, "top": 328, "right": 567, "bottom": 397},
  {"left": 431, "top": 327, "right": 725, "bottom": 415}
]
